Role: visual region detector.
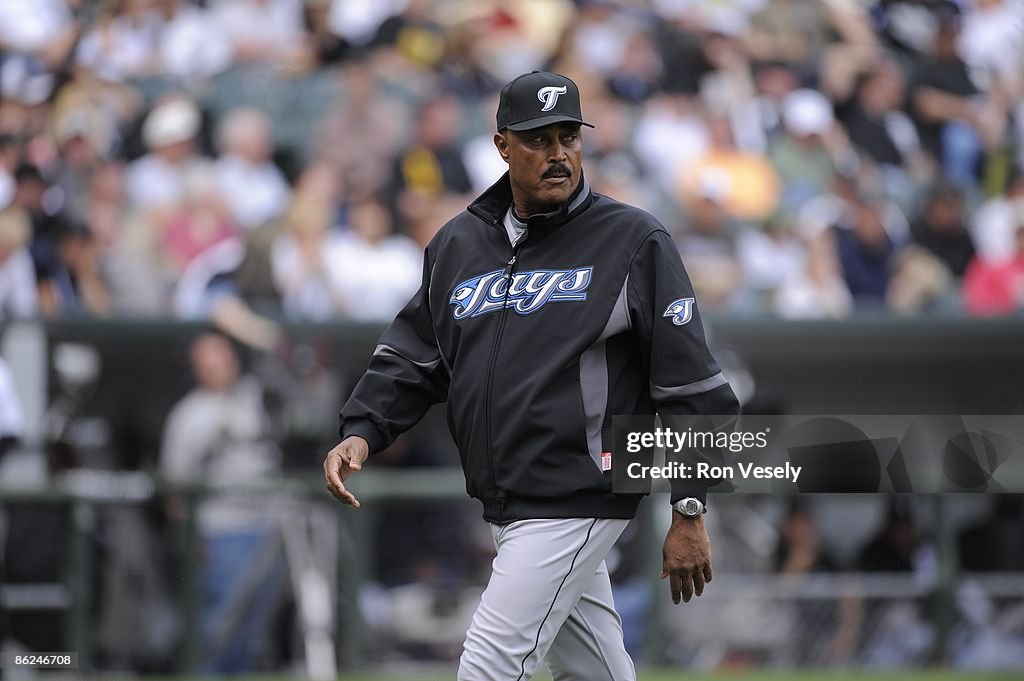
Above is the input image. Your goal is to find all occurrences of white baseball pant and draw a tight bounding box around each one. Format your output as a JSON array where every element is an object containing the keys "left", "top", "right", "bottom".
[{"left": 458, "top": 517, "right": 637, "bottom": 681}]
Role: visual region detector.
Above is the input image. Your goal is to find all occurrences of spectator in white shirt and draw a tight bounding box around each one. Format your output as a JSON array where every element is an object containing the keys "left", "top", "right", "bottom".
[
  {"left": 154, "top": 0, "right": 232, "bottom": 82},
  {"left": 332, "top": 198, "right": 421, "bottom": 322},
  {"left": 775, "top": 232, "right": 854, "bottom": 319},
  {"left": 959, "top": 0, "right": 1024, "bottom": 96},
  {"left": 634, "top": 93, "right": 710, "bottom": 194},
  {"left": 325, "top": 0, "right": 407, "bottom": 47},
  {"left": 76, "top": 0, "right": 161, "bottom": 83},
  {"left": 270, "top": 197, "right": 346, "bottom": 320},
  {"left": 126, "top": 96, "right": 206, "bottom": 215},
  {"left": 210, "top": 0, "right": 309, "bottom": 66},
  {"left": 0, "top": 0, "right": 77, "bottom": 106},
  {"left": 214, "top": 108, "right": 290, "bottom": 230},
  {"left": 0, "top": 0, "right": 77, "bottom": 68},
  {"left": 971, "top": 170, "right": 1024, "bottom": 264},
  {"left": 0, "top": 207, "right": 38, "bottom": 318}
]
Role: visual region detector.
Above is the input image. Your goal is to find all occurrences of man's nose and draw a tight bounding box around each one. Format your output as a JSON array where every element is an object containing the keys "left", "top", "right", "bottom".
[{"left": 548, "top": 141, "right": 567, "bottom": 162}]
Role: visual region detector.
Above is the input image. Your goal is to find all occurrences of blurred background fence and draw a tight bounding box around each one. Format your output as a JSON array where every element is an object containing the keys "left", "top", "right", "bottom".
[
  {"left": 0, "top": 318, "right": 1023, "bottom": 676},
  {"left": 3, "top": 476, "right": 1024, "bottom": 676}
]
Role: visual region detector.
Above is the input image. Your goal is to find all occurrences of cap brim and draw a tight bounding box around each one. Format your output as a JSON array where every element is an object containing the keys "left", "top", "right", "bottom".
[{"left": 504, "top": 115, "right": 594, "bottom": 132}]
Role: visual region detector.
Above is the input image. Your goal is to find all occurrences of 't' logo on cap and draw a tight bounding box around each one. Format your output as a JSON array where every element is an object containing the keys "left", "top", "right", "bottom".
[
  {"left": 537, "top": 86, "right": 568, "bottom": 112},
  {"left": 496, "top": 71, "right": 592, "bottom": 131}
]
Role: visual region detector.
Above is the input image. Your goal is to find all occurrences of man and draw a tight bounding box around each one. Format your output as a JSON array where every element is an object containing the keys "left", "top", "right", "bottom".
[
  {"left": 0, "top": 206, "right": 37, "bottom": 317},
  {"left": 161, "top": 333, "right": 284, "bottom": 672},
  {"left": 907, "top": 4, "right": 1005, "bottom": 189},
  {"left": 325, "top": 71, "right": 739, "bottom": 680},
  {"left": 126, "top": 96, "right": 206, "bottom": 214},
  {"left": 214, "top": 107, "right": 290, "bottom": 230}
]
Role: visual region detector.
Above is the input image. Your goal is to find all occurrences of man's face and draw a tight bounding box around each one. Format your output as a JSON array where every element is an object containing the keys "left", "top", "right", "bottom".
[
  {"left": 14, "top": 178, "right": 46, "bottom": 213},
  {"left": 926, "top": 193, "right": 962, "bottom": 233},
  {"left": 495, "top": 122, "right": 583, "bottom": 216},
  {"left": 191, "top": 334, "right": 239, "bottom": 392}
]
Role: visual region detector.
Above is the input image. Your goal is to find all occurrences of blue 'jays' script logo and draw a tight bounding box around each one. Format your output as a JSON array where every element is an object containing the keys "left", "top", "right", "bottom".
[
  {"left": 450, "top": 267, "right": 593, "bottom": 319},
  {"left": 663, "top": 297, "right": 695, "bottom": 326}
]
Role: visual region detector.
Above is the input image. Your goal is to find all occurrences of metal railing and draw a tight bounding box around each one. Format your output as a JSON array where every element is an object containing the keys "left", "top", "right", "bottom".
[
  {"left": 0, "top": 469, "right": 466, "bottom": 674},
  {"left": 2, "top": 472, "right": 1024, "bottom": 675}
]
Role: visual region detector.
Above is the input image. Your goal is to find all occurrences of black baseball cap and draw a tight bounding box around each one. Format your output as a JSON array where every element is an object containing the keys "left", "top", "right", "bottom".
[{"left": 496, "top": 71, "right": 594, "bottom": 132}]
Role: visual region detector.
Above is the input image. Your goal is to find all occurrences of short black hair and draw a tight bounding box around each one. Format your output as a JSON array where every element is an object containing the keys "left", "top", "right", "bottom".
[{"left": 14, "top": 164, "right": 45, "bottom": 185}]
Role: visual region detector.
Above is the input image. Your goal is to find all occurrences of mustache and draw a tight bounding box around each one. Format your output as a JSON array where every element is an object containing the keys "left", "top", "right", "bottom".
[{"left": 542, "top": 165, "right": 571, "bottom": 179}]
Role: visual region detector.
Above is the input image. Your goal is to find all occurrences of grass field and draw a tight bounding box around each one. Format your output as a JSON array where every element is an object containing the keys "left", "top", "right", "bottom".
[{"left": 165, "top": 672, "right": 1023, "bottom": 681}]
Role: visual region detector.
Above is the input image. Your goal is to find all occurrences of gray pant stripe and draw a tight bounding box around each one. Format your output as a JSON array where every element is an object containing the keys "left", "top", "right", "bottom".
[{"left": 516, "top": 518, "right": 598, "bottom": 681}]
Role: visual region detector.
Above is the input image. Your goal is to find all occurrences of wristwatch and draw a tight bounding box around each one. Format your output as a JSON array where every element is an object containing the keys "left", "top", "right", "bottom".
[{"left": 672, "top": 497, "right": 706, "bottom": 517}]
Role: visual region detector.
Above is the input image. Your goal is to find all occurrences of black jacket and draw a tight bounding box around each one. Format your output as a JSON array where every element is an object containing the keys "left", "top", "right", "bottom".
[{"left": 341, "top": 173, "right": 739, "bottom": 523}]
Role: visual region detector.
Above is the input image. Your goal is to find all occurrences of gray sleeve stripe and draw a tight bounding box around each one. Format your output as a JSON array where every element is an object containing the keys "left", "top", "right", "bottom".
[
  {"left": 650, "top": 372, "right": 727, "bottom": 400},
  {"left": 373, "top": 344, "right": 441, "bottom": 371},
  {"left": 579, "top": 340, "right": 609, "bottom": 471}
]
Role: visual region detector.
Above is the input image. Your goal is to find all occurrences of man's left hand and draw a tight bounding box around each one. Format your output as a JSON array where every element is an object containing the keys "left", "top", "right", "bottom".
[{"left": 660, "top": 511, "right": 713, "bottom": 604}]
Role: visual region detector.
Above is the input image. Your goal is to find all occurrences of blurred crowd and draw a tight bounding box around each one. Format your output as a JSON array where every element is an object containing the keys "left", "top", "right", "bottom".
[{"left": 0, "top": 0, "right": 1023, "bottom": 335}]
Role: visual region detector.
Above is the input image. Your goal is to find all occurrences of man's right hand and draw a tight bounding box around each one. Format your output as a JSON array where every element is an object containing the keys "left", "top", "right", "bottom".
[{"left": 324, "top": 436, "right": 369, "bottom": 508}]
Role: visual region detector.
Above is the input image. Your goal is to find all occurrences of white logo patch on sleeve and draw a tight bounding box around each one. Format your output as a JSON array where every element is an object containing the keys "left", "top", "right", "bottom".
[{"left": 663, "top": 297, "right": 695, "bottom": 326}]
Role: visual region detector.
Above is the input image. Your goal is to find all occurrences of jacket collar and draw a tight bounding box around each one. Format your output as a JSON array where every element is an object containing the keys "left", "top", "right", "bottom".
[{"left": 468, "top": 170, "right": 593, "bottom": 235}]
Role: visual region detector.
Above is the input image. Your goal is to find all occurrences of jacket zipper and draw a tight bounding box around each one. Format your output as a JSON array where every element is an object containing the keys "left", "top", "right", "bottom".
[{"left": 483, "top": 242, "right": 522, "bottom": 521}]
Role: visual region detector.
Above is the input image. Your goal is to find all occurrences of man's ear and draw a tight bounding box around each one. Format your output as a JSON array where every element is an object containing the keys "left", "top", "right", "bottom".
[{"left": 494, "top": 132, "right": 510, "bottom": 163}]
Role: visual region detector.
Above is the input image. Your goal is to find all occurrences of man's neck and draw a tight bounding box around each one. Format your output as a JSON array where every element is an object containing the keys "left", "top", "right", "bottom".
[
  {"left": 512, "top": 200, "right": 560, "bottom": 220},
  {"left": 511, "top": 176, "right": 584, "bottom": 219}
]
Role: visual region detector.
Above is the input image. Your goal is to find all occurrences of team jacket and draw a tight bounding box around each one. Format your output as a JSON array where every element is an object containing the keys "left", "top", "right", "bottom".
[{"left": 340, "top": 172, "right": 739, "bottom": 524}]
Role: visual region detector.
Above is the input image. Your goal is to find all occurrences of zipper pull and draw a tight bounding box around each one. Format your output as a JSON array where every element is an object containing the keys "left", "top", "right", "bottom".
[{"left": 503, "top": 254, "right": 517, "bottom": 279}]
